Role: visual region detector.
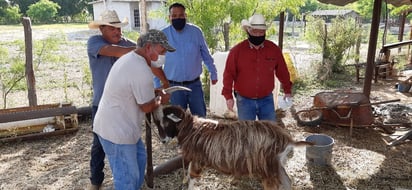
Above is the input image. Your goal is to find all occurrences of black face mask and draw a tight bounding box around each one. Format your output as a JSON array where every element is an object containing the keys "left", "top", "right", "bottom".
[
  {"left": 248, "top": 33, "right": 265, "bottom": 46},
  {"left": 172, "top": 18, "right": 186, "bottom": 31}
]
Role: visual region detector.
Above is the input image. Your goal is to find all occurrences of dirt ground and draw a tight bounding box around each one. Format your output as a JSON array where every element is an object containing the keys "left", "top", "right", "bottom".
[
  {"left": 0, "top": 79, "right": 411, "bottom": 190},
  {"left": 0, "top": 27, "right": 411, "bottom": 190}
]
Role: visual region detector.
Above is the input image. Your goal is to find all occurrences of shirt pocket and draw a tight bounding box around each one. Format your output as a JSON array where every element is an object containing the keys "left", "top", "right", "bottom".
[{"left": 263, "top": 56, "right": 276, "bottom": 71}]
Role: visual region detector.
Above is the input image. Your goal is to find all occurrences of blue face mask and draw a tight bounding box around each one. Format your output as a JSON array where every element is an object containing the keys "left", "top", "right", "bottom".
[{"left": 172, "top": 18, "right": 186, "bottom": 31}]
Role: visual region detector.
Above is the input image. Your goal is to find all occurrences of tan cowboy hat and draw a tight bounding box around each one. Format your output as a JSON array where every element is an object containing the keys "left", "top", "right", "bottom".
[
  {"left": 88, "top": 10, "right": 128, "bottom": 29},
  {"left": 241, "top": 14, "right": 268, "bottom": 31}
]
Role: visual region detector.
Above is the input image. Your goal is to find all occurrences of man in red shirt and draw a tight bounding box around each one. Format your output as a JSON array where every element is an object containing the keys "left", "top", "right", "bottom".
[{"left": 222, "top": 14, "right": 292, "bottom": 121}]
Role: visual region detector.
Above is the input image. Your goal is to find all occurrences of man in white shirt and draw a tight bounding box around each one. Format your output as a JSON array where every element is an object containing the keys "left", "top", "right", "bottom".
[{"left": 93, "top": 29, "right": 175, "bottom": 190}]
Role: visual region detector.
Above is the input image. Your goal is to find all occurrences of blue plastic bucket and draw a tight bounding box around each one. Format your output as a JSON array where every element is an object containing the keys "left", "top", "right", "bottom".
[{"left": 305, "top": 134, "right": 334, "bottom": 166}]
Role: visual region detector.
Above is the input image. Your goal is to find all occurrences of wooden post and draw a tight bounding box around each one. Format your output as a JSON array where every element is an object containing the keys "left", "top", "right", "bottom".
[
  {"left": 398, "top": 13, "right": 406, "bottom": 53},
  {"left": 363, "top": 0, "right": 382, "bottom": 98},
  {"left": 355, "top": 18, "right": 362, "bottom": 65},
  {"left": 355, "top": 64, "right": 361, "bottom": 82},
  {"left": 22, "top": 17, "right": 37, "bottom": 106},
  {"left": 153, "top": 155, "right": 189, "bottom": 177},
  {"left": 140, "top": 0, "right": 148, "bottom": 33},
  {"left": 278, "top": 12, "right": 285, "bottom": 50},
  {"left": 145, "top": 113, "right": 154, "bottom": 188}
]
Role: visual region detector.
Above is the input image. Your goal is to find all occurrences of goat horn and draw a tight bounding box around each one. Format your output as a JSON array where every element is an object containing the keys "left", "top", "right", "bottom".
[{"left": 163, "top": 86, "right": 192, "bottom": 94}]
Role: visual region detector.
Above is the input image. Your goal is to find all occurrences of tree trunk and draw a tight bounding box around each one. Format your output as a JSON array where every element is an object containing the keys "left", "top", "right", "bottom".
[{"left": 223, "top": 22, "right": 230, "bottom": 51}]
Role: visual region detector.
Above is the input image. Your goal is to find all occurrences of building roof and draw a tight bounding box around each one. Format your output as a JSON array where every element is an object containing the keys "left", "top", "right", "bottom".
[
  {"left": 310, "top": 9, "right": 358, "bottom": 17},
  {"left": 318, "top": 0, "right": 411, "bottom": 7}
]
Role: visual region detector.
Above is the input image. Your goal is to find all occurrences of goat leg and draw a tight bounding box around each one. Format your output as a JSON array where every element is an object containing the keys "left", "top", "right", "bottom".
[{"left": 278, "top": 166, "right": 292, "bottom": 190}]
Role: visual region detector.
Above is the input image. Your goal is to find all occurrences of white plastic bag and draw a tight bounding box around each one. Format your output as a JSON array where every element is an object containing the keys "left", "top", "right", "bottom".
[{"left": 278, "top": 96, "right": 293, "bottom": 110}]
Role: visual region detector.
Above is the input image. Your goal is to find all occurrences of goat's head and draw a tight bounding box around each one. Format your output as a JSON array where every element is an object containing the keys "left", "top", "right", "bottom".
[
  {"left": 153, "top": 86, "right": 190, "bottom": 143},
  {"left": 160, "top": 105, "right": 186, "bottom": 137}
]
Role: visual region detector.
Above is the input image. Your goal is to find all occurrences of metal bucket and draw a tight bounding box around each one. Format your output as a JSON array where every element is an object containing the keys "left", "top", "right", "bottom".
[{"left": 305, "top": 134, "right": 334, "bottom": 166}]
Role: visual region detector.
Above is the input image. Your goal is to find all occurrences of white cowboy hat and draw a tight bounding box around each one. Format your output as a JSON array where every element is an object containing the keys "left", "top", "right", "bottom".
[
  {"left": 88, "top": 10, "right": 128, "bottom": 29},
  {"left": 241, "top": 14, "right": 268, "bottom": 31}
]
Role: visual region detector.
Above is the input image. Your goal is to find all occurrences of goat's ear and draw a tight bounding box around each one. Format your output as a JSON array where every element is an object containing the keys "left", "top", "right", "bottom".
[{"left": 167, "top": 113, "right": 182, "bottom": 122}]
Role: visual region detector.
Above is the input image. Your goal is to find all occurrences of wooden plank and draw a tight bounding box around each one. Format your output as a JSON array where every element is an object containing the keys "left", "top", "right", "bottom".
[
  {"left": 0, "top": 106, "right": 77, "bottom": 123},
  {"left": 383, "top": 40, "right": 412, "bottom": 49},
  {"left": 0, "top": 103, "right": 70, "bottom": 114},
  {"left": 0, "top": 127, "right": 78, "bottom": 143}
]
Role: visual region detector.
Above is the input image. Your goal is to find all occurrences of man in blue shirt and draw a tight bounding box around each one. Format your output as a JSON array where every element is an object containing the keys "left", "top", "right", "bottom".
[{"left": 156, "top": 2, "right": 218, "bottom": 117}]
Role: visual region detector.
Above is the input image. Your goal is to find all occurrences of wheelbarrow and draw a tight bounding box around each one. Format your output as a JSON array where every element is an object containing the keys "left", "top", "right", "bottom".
[{"left": 295, "top": 92, "right": 400, "bottom": 136}]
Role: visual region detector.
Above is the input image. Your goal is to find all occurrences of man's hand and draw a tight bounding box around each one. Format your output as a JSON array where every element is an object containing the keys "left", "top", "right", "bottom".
[
  {"left": 160, "top": 93, "right": 170, "bottom": 104},
  {"left": 154, "top": 96, "right": 162, "bottom": 105},
  {"left": 155, "top": 88, "right": 170, "bottom": 104},
  {"left": 162, "top": 81, "right": 170, "bottom": 89},
  {"left": 211, "top": 79, "right": 218, "bottom": 85},
  {"left": 226, "top": 99, "right": 234, "bottom": 111},
  {"left": 284, "top": 93, "right": 292, "bottom": 99}
]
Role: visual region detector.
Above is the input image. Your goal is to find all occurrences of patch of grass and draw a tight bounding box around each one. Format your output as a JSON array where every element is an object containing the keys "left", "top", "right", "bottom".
[
  {"left": 31, "top": 23, "right": 88, "bottom": 30},
  {"left": 0, "top": 24, "right": 22, "bottom": 30},
  {"left": 0, "top": 23, "right": 88, "bottom": 31}
]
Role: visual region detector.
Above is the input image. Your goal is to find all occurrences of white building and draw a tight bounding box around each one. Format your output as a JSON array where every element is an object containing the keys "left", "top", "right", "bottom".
[{"left": 89, "top": 0, "right": 168, "bottom": 31}]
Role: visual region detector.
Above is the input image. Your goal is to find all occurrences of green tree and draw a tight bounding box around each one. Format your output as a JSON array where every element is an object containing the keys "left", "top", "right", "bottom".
[
  {"left": 305, "top": 16, "right": 362, "bottom": 80},
  {"left": 0, "top": 6, "right": 22, "bottom": 24},
  {"left": 300, "top": 0, "right": 320, "bottom": 14},
  {"left": 51, "top": 0, "right": 92, "bottom": 22},
  {"left": 26, "top": 0, "right": 60, "bottom": 24},
  {"left": 351, "top": 0, "right": 374, "bottom": 21},
  {"left": 0, "top": 0, "right": 7, "bottom": 8},
  {"left": 9, "top": 0, "right": 37, "bottom": 16},
  {"left": 0, "top": 43, "right": 26, "bottom": 108}
]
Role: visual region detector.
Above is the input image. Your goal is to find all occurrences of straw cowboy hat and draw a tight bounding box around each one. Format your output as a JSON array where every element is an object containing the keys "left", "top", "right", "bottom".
[
  {"left": 88, "top": 10, "right": 128, "bottom": 29},
  {"left": 241, "top": 14, "right": 268, "bottom": 31}
]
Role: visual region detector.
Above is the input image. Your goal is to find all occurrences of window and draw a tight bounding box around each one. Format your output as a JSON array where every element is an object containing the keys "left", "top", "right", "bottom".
[{"left": 134, "top": 9, "right": 140, "bottom": 28}]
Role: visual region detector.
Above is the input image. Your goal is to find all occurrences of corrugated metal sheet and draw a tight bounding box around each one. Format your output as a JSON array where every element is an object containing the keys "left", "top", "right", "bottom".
[
  {"left": 310, "top": 10, "right": 358, "bottom": 17},
  {"left": 318, "top": 0, "right": 412, "bottom": 7}
]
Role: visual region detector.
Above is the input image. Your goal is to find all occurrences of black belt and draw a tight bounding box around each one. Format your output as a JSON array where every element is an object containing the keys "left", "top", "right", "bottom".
[{"left": 168, "top": 77, "right": 200, "bottom": 85}]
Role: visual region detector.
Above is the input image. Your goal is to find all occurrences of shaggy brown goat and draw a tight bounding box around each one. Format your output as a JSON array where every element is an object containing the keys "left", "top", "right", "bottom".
[{"left": 155, "top": 105, "right": 312, "bottom": 190}]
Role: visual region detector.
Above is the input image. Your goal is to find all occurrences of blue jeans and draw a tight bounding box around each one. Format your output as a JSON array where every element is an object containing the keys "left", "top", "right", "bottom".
[
  {"left": 99, "top": 136, "right": 147, "bottom": 190},
  {"left": 235, "top": 93, "right": 276, "bottom": 121},
  {"left": 170, "top": 79, "right": 206, "bottom": 117},
  {"left": 90, "top": 105, "right": 105, "bottom": 185}
]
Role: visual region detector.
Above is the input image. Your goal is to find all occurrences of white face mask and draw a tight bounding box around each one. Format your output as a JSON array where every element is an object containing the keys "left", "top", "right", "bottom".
[{"left": 151, "top": 54, "right": 166, "bottom": 68}]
